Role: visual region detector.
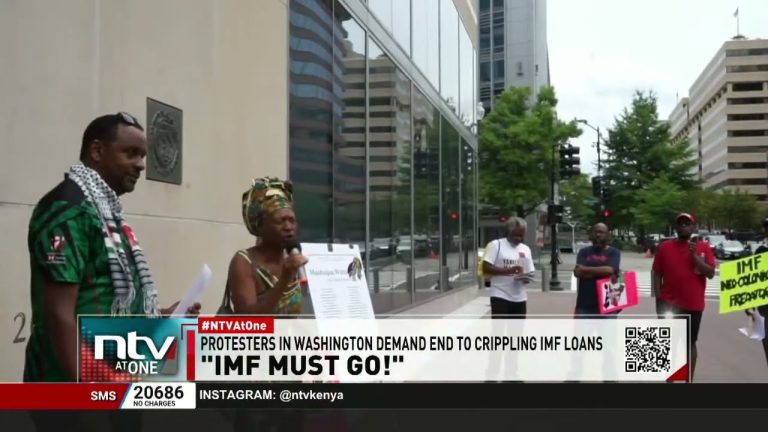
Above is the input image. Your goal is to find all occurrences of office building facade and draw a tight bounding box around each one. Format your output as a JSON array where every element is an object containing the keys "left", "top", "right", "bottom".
[
  {"left": 669, "top": 38, "right": 768, "bottom": 200},
  {"left": 478, "top": 0, "right": 549, "bottom": 113},
  {"left": 477, "top": 0, "right": 550, "bottom": 251},
  {"left": 0, "top": 0, "right": 478, "bottom": 380}
]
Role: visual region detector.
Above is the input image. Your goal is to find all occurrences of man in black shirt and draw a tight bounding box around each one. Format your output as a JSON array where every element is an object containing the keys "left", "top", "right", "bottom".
[
  {"left": 567, "top": 223, "right": 621, "bottom": 381},
  {"left": 574, "top": 223, "right": 621, "bottom": 316},
  {"left": 747, "top": 217, "right": 768, "bottom": 368}
]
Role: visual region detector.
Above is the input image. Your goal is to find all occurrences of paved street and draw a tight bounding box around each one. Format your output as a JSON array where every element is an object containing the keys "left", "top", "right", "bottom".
[
  {"left": 371, "top": 250, "right": 723, "bottom": 298},
  {"left": 436, "top": 275, "right": 766, "bottom": 383},
  {"left": 412, "top": 249, "right": 764, "bottom": 382},
  {"left": 538, "top": 251, "right": 722, "bottom": 297},
  {"left": 361, "top": 249, "right": 768, "bottom": 382}
]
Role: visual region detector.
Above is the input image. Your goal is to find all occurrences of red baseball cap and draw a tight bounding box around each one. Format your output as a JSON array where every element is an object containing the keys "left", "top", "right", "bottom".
[{"left": 676, "top": 213, "right": 696, "bottom": 224}]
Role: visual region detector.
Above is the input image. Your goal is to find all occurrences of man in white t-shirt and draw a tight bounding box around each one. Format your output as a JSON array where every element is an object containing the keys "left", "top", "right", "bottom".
[
  {"left": 482, "top": 217, "right": 534, "bottom": 382},
  {"left": 482, "top": 217, "right": 535, "bottom": 318}
]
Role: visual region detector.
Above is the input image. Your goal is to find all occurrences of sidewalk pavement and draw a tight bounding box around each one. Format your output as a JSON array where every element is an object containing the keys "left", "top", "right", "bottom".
[{"left": 408, "top": 286, "right": 767, "bottom": 383}]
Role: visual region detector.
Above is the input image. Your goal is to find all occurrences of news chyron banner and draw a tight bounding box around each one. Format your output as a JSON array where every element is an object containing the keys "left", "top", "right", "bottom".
[
  {"left": 0, "top": 315, "right": 689, "bottom": 410},
  {"left": 76, "top": 315, "right": 690, "bottom": 403}
]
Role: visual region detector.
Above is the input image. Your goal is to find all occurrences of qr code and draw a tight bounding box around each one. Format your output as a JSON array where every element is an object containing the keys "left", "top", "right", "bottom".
[{"left": 624, "top": 326, "right": 671, "bottom": 373}]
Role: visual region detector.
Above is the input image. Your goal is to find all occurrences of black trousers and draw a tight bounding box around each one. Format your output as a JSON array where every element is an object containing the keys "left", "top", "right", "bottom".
[
  {"left": 487, "top": 297, "right": 526, "bottom": 380},
  {"left": 490, "top": 297, "right": 527, "bottom": 318}
]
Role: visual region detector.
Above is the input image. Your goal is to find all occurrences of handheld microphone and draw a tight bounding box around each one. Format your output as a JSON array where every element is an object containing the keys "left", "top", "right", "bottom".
[{"left": 285, "top": 242, "right": 308, "bottom": 286}]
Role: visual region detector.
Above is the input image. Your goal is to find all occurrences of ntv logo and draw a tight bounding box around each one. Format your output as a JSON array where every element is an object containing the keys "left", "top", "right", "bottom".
[{"left": 94, "top": 331, "right": 177, "bottom": 375}]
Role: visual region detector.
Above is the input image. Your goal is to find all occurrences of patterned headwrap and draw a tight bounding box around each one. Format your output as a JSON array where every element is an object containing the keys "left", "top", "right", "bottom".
[{"left": 241, "top": 177, "right": 294, "bottom": 236}]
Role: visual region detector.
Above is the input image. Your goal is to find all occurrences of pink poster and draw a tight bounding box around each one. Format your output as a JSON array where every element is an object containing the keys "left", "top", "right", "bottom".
[{"left": 596, "top": 271, "right": 638, "bottom": 314}]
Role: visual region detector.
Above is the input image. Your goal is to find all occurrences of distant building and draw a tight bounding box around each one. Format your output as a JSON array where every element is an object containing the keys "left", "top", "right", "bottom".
[
  {"left": 478, "top": 0, "right": 550, "bottom": 113},
  {"left": 669, "top": 38, "right": 768, "bottom": 201},
  {"left": 478, "top": 0, "right": 551, "bottom": 253}
]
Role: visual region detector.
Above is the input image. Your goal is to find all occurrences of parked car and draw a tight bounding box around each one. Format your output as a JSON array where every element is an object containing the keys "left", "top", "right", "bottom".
[
  {"left": 395, "top": 235, "right": 430, "bottom": 259},
  {"left": 371, "top": 237, "right": 395, "bottom": 259},
  {"left": 704, "top": 235, "right": 726, "bottom": 248},
  {"left": 714, "top": 240, "right": 750, "bottom": 260}
]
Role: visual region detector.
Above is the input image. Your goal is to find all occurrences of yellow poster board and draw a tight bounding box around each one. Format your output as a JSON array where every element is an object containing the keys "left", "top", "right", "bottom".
[{"left": 719, "top": 252, "right": 768, "bottom": 313}]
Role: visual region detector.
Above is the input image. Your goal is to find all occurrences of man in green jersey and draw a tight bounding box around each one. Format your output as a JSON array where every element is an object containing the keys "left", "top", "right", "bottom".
[{"left": 25, "top": 112, "right": 201, "bottom": 430}]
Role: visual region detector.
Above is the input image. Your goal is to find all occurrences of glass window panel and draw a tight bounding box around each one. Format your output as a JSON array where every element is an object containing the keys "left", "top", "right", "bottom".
[
  {"left": 289, "top": 0, "right": 335, "bottom": 243},
  {"left": 413, "top": 88, "right": 442, "bottom": 298},
  {"left": 392, "top": 0, "right": 411, "bottom": 56},
  {"left": 333, "top": 1, "right": 366, "bottom": 257},
  {"left": 441, "top": 115, "right": 461, "bottom": 288},
  {"left": 480, "top": 25, "right": 490, "bottom": 52},
  {"left": 412, "top": 0, "right": 440, "bottom": 90},
  {"left": 426, "top": 0, "right": 440, "bottom": 89},
  {"left": 480, "top": 62, "right": 491, "bottom": 83},
  {"left": 494, "top": 59, "right": 504, "bottom": 81},
  {"left": 370, "top": 0, "right": 410, "bottom": 56},
  {"left": 367, "top": 38, "right": 413, "bottom": 311},
  {"left": 439, "top": 0, "right": 459, "bottom": 113},
  {"left": 368, "top": 0, "right": 392, "bottom": 33},
  {"left": 459, "top": 23, "right": 474, "bottom": 128},
  {"left": 493, "top": 24, "right": 504, "bottom": 50}
]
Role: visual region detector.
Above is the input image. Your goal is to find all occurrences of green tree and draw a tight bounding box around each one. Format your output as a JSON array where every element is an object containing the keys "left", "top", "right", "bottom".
[
  {"left": 711, "top": 189, "right": 760, "bottom": 231},
  {"left": 633, "top": 176, "right": 686, "bottom": 233},
  {"left": 478, "top": 86, "right": 581, "bottom": 216},
  {"left": 602, "top": 90, "right": 697, "bottom": 230},
  {"left": 684, "top": 188, "right": 719, "bottom": 230},
  {"left": 559, "top": 174, "right": 597, "bottom": 227}
]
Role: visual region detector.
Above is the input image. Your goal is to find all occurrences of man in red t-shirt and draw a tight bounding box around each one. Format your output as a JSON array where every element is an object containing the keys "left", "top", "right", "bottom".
[{"left": 651, "top": 212, "right": 716, "bottom": 381}]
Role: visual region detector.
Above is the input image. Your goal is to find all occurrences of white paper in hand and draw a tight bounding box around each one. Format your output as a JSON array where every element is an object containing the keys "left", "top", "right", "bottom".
[
  {"left": 738, "top": 309, "right": 765, "bottom": 340},
  {"left": 172, "top": 264, "right": 212, "bottom": 316}
]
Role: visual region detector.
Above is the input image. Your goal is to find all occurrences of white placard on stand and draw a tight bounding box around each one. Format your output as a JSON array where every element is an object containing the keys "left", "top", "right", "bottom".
[
  {"left": 302, "top": 242, "right": 376, "bottom": 321},
  {"left": 302, "top": 243, "right": 377, "bottom": 382}
]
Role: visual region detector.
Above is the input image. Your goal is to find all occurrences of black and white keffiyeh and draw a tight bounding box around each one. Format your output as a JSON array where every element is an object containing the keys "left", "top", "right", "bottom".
[{"left": 67, "top": 164, "right": 160, "bottom": 317}]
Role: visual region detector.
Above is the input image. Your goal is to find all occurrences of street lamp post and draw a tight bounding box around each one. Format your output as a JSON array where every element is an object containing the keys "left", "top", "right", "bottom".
[
  {"left": 576, "top": 119, "right": 605, "bottom": 180},
  {"left": 577, "top": 119, "right": 609, "bottom": 218}
]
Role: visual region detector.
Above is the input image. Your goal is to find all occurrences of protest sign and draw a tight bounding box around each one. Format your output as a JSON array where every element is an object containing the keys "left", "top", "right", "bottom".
[
  {"left": 719, "top": 252, "right": 768, "bottom": 313},
  {"left": 596, "top": 271, "right": 638, "bottom": 314},
  {"left": 302, "top": 243, "right": 375, "bottom": 321}
]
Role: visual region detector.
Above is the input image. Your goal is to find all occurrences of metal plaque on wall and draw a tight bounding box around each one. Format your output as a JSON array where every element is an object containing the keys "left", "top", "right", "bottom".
[{"left": 146, "top": 98, "right": 183, "bottom": 185}]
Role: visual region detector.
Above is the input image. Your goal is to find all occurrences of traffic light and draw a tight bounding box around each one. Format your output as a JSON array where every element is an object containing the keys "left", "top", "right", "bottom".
[
  {"left": 548, "top": 204, "right": 564, "bottom": 224},
  {"left": 602, "top": 209, "right": 611, "bottom": 219},
  {"left": 591, "top": 176, "right": 602, "bottom": 198},
  {"left": 559, "top": 143, "right": 581, "bottom": 179},
  {"left": 450, "top": 211, "right": 459, "bottom": 221},
  {"left": 602, "top": 185, "right": 612, "bottom": 203}
]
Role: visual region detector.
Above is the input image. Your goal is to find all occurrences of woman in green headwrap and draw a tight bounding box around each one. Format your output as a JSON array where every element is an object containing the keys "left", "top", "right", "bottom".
[{"left": 224, "top": 177, "right": 306, "bottom": 316}]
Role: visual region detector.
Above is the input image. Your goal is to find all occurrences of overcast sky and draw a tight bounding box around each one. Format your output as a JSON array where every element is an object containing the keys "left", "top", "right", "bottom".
[{"left": 548, "top": 0, "right": 768, "bottom": 177}]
